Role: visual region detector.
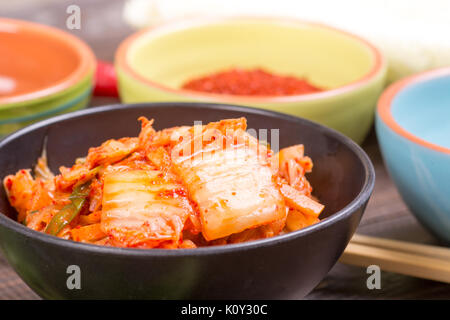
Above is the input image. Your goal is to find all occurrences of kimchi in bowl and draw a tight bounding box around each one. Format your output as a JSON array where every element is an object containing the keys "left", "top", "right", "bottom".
[{"left": 0, "top": 103, "right": 374, "bottom": 299}]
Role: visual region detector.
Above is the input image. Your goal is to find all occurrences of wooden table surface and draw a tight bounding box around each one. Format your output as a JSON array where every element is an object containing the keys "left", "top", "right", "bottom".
[{"left": 1, "top": 0, "right": 449, "bottom": 299}]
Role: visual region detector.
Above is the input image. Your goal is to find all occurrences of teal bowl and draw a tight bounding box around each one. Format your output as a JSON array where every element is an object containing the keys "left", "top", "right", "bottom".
[{"left": 376, "top": 68, "right": 450, "bottom": 244}]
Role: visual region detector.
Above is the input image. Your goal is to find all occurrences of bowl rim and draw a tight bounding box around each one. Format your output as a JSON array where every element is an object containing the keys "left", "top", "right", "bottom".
[
  {"left": 377, "top": 67, "right": 450, "bottom": 155},
  {"left": 0, "top": 18, "right": 96, "bottom": 107},
  {"left": 115, "top": 15, "right": 386, "bottom": 104},
  {"left": 0, "top": 85, "right": 92, "bottom": 125},
  {"left": 0, "top": 102, "right": 375, "bottom": 257},
  {"left": 0, "top": 74, "right": 93, "bottom": 120}
]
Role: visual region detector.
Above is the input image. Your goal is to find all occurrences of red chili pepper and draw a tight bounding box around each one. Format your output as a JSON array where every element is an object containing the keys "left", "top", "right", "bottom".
[{"left": 94, "top": 60, "right": 119, "bottom": 97}]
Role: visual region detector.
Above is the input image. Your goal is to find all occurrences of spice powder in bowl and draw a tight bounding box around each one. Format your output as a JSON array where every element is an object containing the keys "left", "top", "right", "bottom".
[{"left": 182, "top": 68, "right": 323, "bottom": 96}]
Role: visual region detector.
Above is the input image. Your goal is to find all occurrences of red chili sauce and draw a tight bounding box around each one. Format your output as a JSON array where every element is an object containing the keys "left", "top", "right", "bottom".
[{"left": 182, "top": 68, "right": 323, "bottom": 96}]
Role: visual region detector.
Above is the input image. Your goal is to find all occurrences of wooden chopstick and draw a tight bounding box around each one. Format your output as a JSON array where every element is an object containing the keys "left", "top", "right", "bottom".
[
  {"left": 339, "top": 234, "right": 450, "bottom": 284},
  {"left": 350, "top": 234, "right": 450, "bottom": 261}
]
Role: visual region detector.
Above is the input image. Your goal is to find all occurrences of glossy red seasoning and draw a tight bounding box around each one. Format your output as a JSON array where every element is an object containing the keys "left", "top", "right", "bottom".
[{"left": 182, "top": 68, "right": 323, "bottom": 96}]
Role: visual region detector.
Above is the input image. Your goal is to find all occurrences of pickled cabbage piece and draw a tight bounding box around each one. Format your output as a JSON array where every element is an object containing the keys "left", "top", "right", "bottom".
[
  {"left": 280, "top": 184, "right": 324, "bottom": 217},
  {"left": 272, "top": 144, "right": 313, "bottom": 196},
  {"left": 101, "top": 169, "right": 193, "bottom": 247},
  {"left": 172, "top": 130, "right": 286, "bottom": 241}
]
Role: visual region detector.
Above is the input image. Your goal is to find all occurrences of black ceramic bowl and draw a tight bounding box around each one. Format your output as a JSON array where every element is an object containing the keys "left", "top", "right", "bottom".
[{"left": 0, "top": 103, "right": 374, "bottom": 299}]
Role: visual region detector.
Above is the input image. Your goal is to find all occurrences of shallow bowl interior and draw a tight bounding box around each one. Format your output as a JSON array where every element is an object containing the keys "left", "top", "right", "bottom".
[
  {"left": 391, "top": 73, "right": 450, "bottom": 150},
  {"left": 116, "top": 17, "right": 386, "bottom": 144},
  {"left": 0, "top": 18, "right": 95, "bottom": 107},
  {"left": 123, "top": 18, "right": 376, "bottom": 94}
]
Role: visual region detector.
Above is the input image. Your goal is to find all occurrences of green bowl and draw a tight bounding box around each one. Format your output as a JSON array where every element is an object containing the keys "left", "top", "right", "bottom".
[{"left": 115, "top": 17, "right": 387, "bottom": 143}]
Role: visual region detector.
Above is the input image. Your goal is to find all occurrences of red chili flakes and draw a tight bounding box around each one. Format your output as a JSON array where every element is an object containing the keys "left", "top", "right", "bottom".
[
  {"left": 5, "top": 178, "right": 13, "bottom": 190},
  {"left": 157, "top": 188, "right": 188, "bottom": 199},
  {"left": 182, "top": 68, "right": 323, "bottom": 96}
]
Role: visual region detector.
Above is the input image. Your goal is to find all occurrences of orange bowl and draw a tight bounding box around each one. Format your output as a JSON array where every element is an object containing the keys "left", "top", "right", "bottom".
[
  {"left": 0, "top": 18, "right": 96, "bottom": 135},
  {"left": 0, "top": 18, "right": 95, "bottom": 105}
]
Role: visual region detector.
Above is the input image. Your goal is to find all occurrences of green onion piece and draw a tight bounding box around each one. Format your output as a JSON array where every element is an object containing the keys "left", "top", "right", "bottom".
[{"left": 45, "top": 181, "right": 92, "bottom": 236}]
